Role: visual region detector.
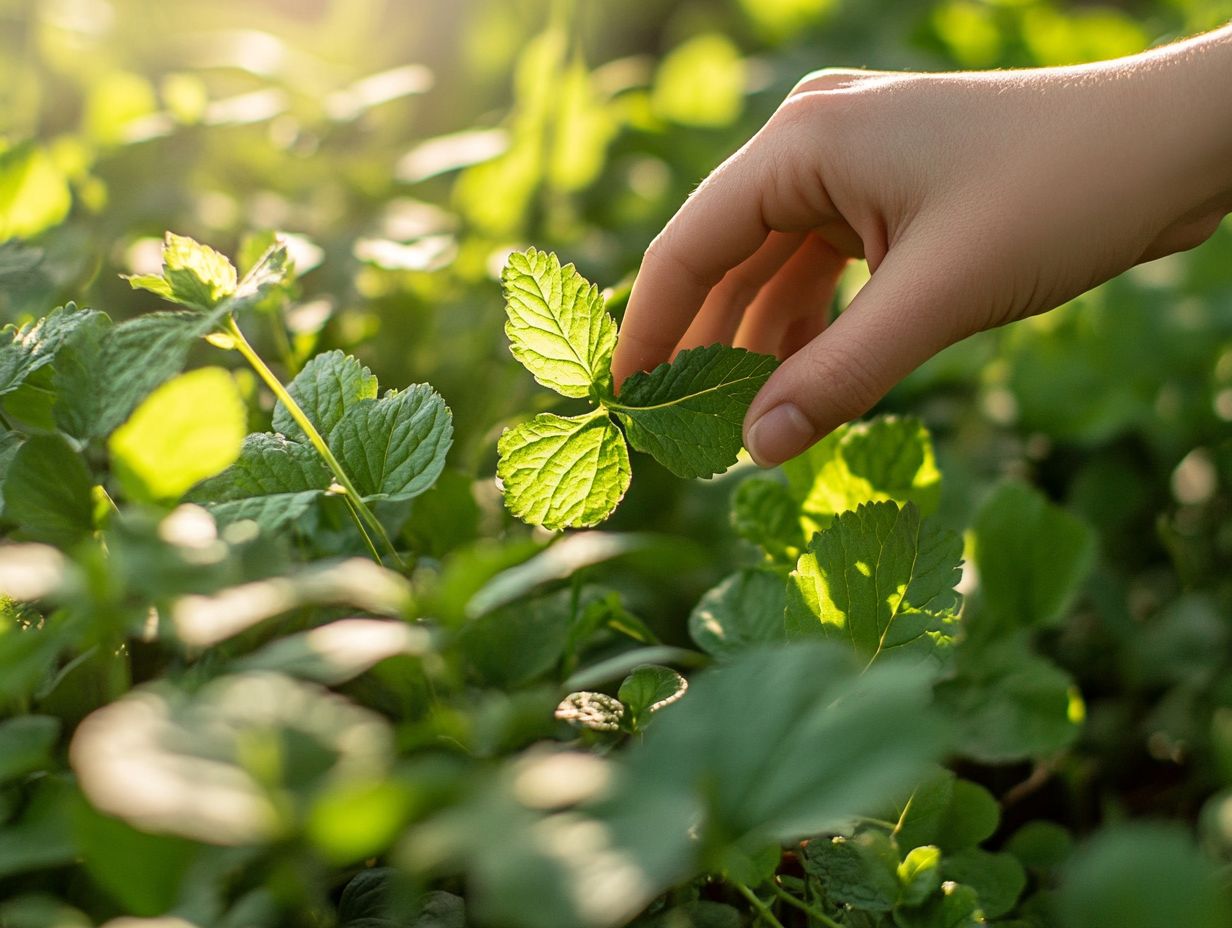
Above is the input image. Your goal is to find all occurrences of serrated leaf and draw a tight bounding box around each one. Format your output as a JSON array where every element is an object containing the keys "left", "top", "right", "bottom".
[
  {"left": 785, "top": 501, "right": 962, "bottom": 662},
  {"left": 93, "top": 310, "right": 229, "bottom": 437},
  {"left": 3, "top": 435, "right": 94, "bottom": 547},
  {"left": 783, "top": 415, "right": 941, "bottom": 536},
  {"left": 273, "top": 349, "right": 378, "bottom": 441},
  {"left": 689, "top": 568, "right": 787, "bottom": 660},
  {"left": 189, "top": 432, "right": 332, "bottom": 530},
  {"left": 497, "top": 413, "right": 630, "bottom": 531},
  {"left": 127, "top": 232, "right": 237, "bottom": 311},
  {"left": 618, "top": 664, "right": 687, "bottom": 727},
  {"left": 501, "top": 247, "right": 616, "bottom": 398},
  {"left": 970, "top": 481, "right": 1095, "bottom": 634},
  {"left": 109, "top": 367, "right": 247, "bottom": 503},
  {"left": 730, "top": 476, "right": 805, "bottom": 563},
  {"left": 50, "top": 310, "right": 113, "bottom": 440},
  {"left": 330, "top": 384, "right": 453, "bottom": 501},
  {"left": 613, "top": 344, "right": 777, "bottom": 479},
  {"left": 230, "top": 239, "right": 291, "bottom": 313},
  {"left": 555, "top": 691, "right": 625, "bottom": 731},
  {"left": 0, "top": 303, "right": 101, "bottom": 399},
  {"left": 803, "top": 832, "right": 902, "bottom": 912}
]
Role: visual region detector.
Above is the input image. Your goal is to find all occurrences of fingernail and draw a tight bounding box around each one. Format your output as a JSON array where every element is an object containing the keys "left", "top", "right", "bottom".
[{"left": 746, "top": 403, "right": 815, "bottom": 467}]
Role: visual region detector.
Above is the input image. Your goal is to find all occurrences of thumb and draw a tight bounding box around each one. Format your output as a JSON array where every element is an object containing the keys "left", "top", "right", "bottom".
[{"left": 742, "top": 236, "right": 978, "bottom": 466}]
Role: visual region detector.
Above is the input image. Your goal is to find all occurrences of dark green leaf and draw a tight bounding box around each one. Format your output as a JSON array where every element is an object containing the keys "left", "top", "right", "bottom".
[
  {"left": 730, "top": 475, "right": 805, "bottom": 563},
  {"left": 0, "top": 715, "right": 59, "bottom": 783},
  {"left": 688, "top": 568, "right": 787, "bottom": 660},
  {"left": 273, "top": 349, "right": 378, "bottom": 442},
  {"left": 190, "top": 432, "right": 331, "bottom": 530},
  {"left": 613, "top": 344, "right": 777, "bottom": 479},
  {"left": 0, "top": 304, "right": 101, "bottom": 399},
  {"left": 3, "top": 435, "right": 94, "bottom": 547},
  {"left": 941, "top": 848, "right": 1025, "bottom": 919},
  {"left": 803, "top": 832, "right": 901, "bottom": 912}
]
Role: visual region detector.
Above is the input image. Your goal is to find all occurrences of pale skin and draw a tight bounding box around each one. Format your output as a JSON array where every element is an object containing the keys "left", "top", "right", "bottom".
[{"left": 610, "top": 25, "right": 1232, "bottom": 467}]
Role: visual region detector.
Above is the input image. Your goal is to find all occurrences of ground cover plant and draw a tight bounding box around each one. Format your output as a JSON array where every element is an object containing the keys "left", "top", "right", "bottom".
[{"left": 2, "top": 0, "right": 1232, "bottom": 926}]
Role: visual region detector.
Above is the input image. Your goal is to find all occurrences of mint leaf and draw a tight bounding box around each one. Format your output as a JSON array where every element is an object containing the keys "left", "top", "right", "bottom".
[
  {"left": 689, "top": 568, "right": 787, "bottom": 660},
  {"left": 0, "top": 303, "right": 101, "bottom": 399},
  {"left": 613, "top": 344, "right": 777, "bottom": 478},
  {"left": 109, "top": 367, "right": 247, "bottom": 503},
  {"left": 802, "top": 832, "right": 901, "bottom": 913},
  {"left": 189, "top": 432, "right": 330, "bottom": 530},
  {"left": 273, "top": 349, "right": 378, "bottom": 442},
  {"left": 496, "top": 413, "right": 630, "bottom": 531},
  {"left": 3, "top": 435, "right": 94, "bottom": 547},
  {"left": 127, "top": 232, "right": 237, "bottom": 311},
  {"left": 785, "top": 501, "right": 962, "bottom": 662},
  {"left": 783, "top": 414, "right": 941, "bottom": 536},
  {"left": 329, "top": 383, "right": 453, "bottom": 501},
  {"left": 730, "top": 476, "right": 804, "bottom": 563},
  {"left": 501, "top": 247, "right": 616, "bottom": 398},
  {"left": 970, "top": 481, "right": 1095, "bottom": 634}
]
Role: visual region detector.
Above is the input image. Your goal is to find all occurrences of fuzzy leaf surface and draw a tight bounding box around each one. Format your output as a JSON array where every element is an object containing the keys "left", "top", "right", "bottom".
[
  {"left": 785, "top": 501, "right": 962, "bottom": 662},
  {"left": 497, "top": 413, "right": 630, "bottom": 531},
  {"left": 501, "top": 247, "right": 616, "bottom": 398},
  {"left": 190, "top": 432, "right": 332, "bottom": 530},
  {"left": 127, "top": 232, "right": 238, "bottom": 311},
  {"left": 329, "top": 384, "right": 453, "bottom": 501},
  {"left": 0, "top": 304, "right": 101, "bottom": 399},
  {"left": 613, "top": 344, "right": 777, "bottom": 478},
  {"left": 273, "top": 350, "right": 378, "bottom": 442}
]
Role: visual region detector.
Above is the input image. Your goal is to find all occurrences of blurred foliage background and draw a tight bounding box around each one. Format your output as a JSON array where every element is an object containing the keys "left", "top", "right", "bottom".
[{"left": 3, "top": 0, "right": 1232, "bottom": 922}]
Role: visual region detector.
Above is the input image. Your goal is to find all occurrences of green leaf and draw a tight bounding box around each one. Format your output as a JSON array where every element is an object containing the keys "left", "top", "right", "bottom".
[
  {"left": 0, "top": 240, "right": 43, "bottom": 287},
  {"left": 496, "top": 412, "right": 630, "bottom": 531},
  {"left": 803, "top": 832, "right": 902, "bottom": 912},
  {"left": 0, "top": 304, "right": 102, "bottom": 399},
  {"left": 3, "top": 435, "right": 94, "bottom": 547},
  {"left": 0, "top": 143, "right": 71, "bottom": 239},
  {"left": 501, "top": 247, "right": 616, "bottom": 398},
  {"left": 621, "top": 642, "right": 947, "bottom": 850},
  {"left": 894, "top": 881, "right": 983, "bottom": 928},
  {"left": 73, "top": 804, "right": 198, "bottom": 917},
  {"left": 459, "top": 588, "right": 576, "bottom": 687},
  {"left": 0, "top": 430, "right": 23, "bottom": 520},
  {"left": 1006, "top": 821, "right": 1074, "bottom": 874},
  {"left": 730, "top": 475, "right": 805, "bottom": 563},
  {"left": 230, "top": 238, "right": 292, "bottom": 313},
  {"left": 937, "top": 636, "right": 1083, "bottom": 763},
  {"left": 783, "top": 415, "right": 942, "bottom": 536},
  {"left": 0, "top": 779, "right": 78, "bottom": 879},
  {"left": 970, "top": 481, "right": 1095, "bottom": 633},
  {"left": 689, "top": 568, "right": 787, "bottom": 659},
  {"left": 50, "top": 310, "right": 113, "bottom": 440},
  {"left": 127, "top": 231, "right": 237, "bottom": 311},
  {"left": 109, "top": 367, "right": 247, "bottom": 503},
  {"left": 273, "top": 349, "right": 378, "bottom": 441},
  {"left": 890, "top": 771, "right": 1000, "bottom": 854},
  {"left": 233, "top": 618, "right": 431, "bottom": 685},
  {"left": 898, "top": 845, "right": 942, "bottom": 907},
  {"left": 189, "top": 432, "right": 331, "bottom": 530},
  {"left": 613, "top": 344, "right": 777, "bottom": 479},
  {"left": 1058, "top": 824, "right": 1231, "bottom": 928},
  {"left": 93, "top": 310, "right": 228, "bottom": 437},
  {"left": 941, "top": 849, "right": 1025, "bottom": 919},
  {"left": 618, "top": 664, "right": 687, "bottom": 728},
  {"left": 785, "top": 501, "right": 962, "bottom": 662},
  {"left": 0, "top": 716, "right": 60, "bottom": 784},
  {"left": 330, "top": 384, "right": 453, "bottom": 501}
]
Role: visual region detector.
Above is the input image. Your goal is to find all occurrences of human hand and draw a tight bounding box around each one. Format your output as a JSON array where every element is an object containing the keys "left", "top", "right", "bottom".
[{"left": 610, "top": 26, "right": 1232, "bottom": 467}]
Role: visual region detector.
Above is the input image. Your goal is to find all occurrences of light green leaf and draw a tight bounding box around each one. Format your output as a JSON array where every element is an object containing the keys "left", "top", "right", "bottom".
[
  {"left": 501, "top": 247, "right": 616, "bottom": 398},
  {"left": 273, "top": 349, "right": 378, "bottom": 441},
  {"left": 613, "top": 344, "right": 777, "bottom": 479},
  {"left": 189, "top": 432, "right": 331, "bottom": 530},
  {"left": 127, "top": 231, "right": 237, "bottom": 311},
  {"left": 329, "top": 383, "right": 453, "bottom": 501},
  {"left": 618, "top": 664, "right": 687, "bottom": 728},
  {"left": 785, "top": 501, "right": 962, "bottom": 662},
  {"left": 92, "top": 310, "right": 224, "bottom": 437},
  {"left": 652, "top": 33, "right": 746, "bottom": 128},
  {"left": 229, "top": 238, "right": 291, "bottom": 313},
  {"left": 0, "top": 143, "right": 71, "bottom": 240},
  {"left": 689, "top": 568, "right": 787, "bottom": 659},
  {"left": 730, "top": 476, "right": 805, "bottom": 563},
  {"left": 109, "top": 367, "right": 247, "bottom": 503},
  {"left": 942, "top": 848, "right": 1026, "bottom": 919},
  {"left": 496, "top": 412, "right": 630, "bottom": 531},
  {"left": 3, "top": 435, "right": 94, "bottom": 547},
  {"left": 0, "top": 303, "right": 102, "bottom": 399},
  {"left": 783, "top": 415, "right": 942, "bottom": 537},
  {"left": 899, "top": 845, "right": 943, "bottom": 907},
  {"left": 971, "top": 481, "right": 1095, "bottom": 633}
]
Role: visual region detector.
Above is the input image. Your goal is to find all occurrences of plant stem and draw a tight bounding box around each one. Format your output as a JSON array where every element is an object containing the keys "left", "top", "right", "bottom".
[
  {"left": 770, "top": 881, "right": 844, "bottom": 928},
  {"left": 733, "top": 882, "right": 787, "bottom": 928},
  {"left": 223, "top": 315, "right": 404, "bottom": 568}
]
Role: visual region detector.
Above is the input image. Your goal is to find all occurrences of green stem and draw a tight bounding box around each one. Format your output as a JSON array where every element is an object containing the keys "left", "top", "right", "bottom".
[
  {"left": 224, "top": 316, "right": 404, "bottom": 568},
  {"left": 733, "top": 882, "right": 786, "bottom": 928},
  {"left": 770, "top": 881, "right": 844, "bottom": 928}
]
